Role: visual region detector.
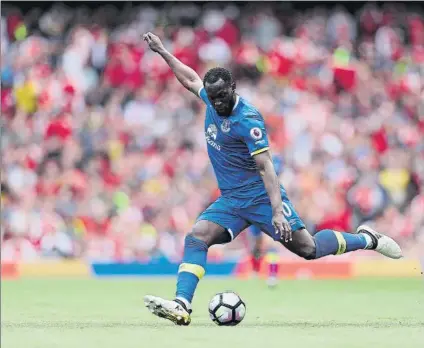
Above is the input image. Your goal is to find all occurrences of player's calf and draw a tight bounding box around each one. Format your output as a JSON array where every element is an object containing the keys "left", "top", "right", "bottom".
[
  {"left": 312, "top": 229, "right": 370, "bottom": 258},
  {"left": 175, "top": 221, "right": 228, "bottom": 310}
]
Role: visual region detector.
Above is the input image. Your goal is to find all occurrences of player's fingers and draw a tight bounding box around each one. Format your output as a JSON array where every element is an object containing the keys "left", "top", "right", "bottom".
[
  {"left": 286, "top": 227, "right": 292, "bottom": 242},
  {"left": 280, "top": 227, "right": 285, "bottom": 242},
  {"left": 147, "top": 33, "right": 158, "bottom": 42},
  {"left": 273, "top": 222, "right": 282, "bottom": 238},
  {"left": 144, "top": 33, "right": 154, "bottom": 41},
  {"left": 280, "top": 228, "right": 286, "bottom": 241},
  {"left": 283, "top": 223, "right": 291, "bottom": 242}
]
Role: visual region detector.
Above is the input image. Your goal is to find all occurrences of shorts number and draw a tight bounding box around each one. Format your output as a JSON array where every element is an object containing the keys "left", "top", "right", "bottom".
[{"left": 282, "top": 202, "right": 292, "bottom": 217}]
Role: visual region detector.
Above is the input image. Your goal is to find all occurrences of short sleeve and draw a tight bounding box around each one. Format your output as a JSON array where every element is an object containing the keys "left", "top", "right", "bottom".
[
  {"left": 198, "top": 87, "right": 211, "bottom": 106},
  {"left": 237, "top": 113, "right": 270, "bottom": 156}
]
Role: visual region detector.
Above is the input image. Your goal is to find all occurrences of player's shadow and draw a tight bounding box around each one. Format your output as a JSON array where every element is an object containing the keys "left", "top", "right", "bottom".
[{"left": 2, "top": 320, "right": 424, "bottom": 329}]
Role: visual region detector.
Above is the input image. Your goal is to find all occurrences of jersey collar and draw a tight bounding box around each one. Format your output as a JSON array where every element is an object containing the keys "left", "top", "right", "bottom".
[
  {"left": 232, "top": 95, "right": 240, "bottom": 112},
  {"left": 233, "top": 95, "right": 240, "bottom": 111}
]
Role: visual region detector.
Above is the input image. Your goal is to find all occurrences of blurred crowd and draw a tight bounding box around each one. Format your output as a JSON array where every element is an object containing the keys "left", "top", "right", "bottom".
[{"left": 1, "top": 2, "right": 423, "bottom": 262}]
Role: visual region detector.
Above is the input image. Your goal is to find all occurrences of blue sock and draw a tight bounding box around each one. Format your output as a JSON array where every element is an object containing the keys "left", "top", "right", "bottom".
[
  {"left": 176, "top": 235, "right": 208, "bottom": 303},
  {"left": 314, "top": 229, "right": 368, "bottom": 259}
]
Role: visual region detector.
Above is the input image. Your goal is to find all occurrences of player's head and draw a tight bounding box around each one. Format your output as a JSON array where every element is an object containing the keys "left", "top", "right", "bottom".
[{"left": 203, "top": 67, "right": 236, "bottom": 117}]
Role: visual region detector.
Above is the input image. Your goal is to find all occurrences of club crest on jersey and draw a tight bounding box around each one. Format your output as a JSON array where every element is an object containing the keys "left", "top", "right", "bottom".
[
  {"left": 250, "top": 127, "right": 262, "bottom": 140},
  {"left": 207, "top": 124, "right": 218, "bottom": 140},
  {"left": 221, "top": 119, "right": 231, "bottom": 133}
]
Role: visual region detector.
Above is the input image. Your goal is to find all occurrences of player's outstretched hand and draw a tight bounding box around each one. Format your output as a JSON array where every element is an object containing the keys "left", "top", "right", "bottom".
[
  {"left": 272, "top": 210, "right": 292, "bottom": 243},
  {"left": 143, "top": 32, "right": 165, "bottom": 53}
]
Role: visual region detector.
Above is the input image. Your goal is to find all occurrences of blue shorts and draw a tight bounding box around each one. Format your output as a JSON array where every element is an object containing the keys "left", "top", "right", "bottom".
[
  {"left": 249, "top": 224, "right": 262, "bottom": 238},
  {"left": 197, "top": 188, "right": 305, "bottom": 241}
]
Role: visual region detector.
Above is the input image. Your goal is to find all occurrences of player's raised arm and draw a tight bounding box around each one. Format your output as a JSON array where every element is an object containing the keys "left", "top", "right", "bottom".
[{"left": 143, "top": 32, "right": 203, "bottom": 95}]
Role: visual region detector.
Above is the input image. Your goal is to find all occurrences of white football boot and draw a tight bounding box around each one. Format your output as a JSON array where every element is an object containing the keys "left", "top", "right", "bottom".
[
  {"left": 144, "top": 295, "right": 191, "bottom": 326},
  {"left": 356, "top": 225, "right": 403, "bottom": 259}
]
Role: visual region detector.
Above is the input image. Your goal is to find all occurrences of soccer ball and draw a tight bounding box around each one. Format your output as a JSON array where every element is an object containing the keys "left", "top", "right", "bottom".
[{"left": 208, "top": 291, "right": 246, "bottom": 326}]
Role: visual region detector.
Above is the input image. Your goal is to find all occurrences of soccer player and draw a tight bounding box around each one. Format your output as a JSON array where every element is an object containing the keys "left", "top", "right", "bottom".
[{"left": 142, "top": 32, "right": 402, "bottom": 326}]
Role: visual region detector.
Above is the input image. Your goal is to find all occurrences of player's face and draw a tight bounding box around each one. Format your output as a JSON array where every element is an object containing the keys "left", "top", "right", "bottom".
[{"left": 205, "top": 79, "right": 235, "bottom": 117}]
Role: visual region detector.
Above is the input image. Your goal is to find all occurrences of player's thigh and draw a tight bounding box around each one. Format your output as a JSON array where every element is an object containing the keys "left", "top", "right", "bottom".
[
  {"left": 242, "top": 194, "right": 306, "bottom": 241},
  {"left": 196, "top": 197, "right": 249, "bottom": 246}
]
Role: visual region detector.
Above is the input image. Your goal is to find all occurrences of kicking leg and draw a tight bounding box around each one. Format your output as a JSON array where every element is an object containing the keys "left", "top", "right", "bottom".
[
  {"left": 246, "top": 192, "right": 402, "bottom": 260},
  {"left": 282, "top": 227, "right": 402, "bottom": 260},
  {"left": 241, "top": 187, "right": 402, "bottom": 263}
]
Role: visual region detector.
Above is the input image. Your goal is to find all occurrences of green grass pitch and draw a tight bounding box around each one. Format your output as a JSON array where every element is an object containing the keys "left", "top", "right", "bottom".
[{"left": 2, "top": 278, "right": 424, "bottom": 348}]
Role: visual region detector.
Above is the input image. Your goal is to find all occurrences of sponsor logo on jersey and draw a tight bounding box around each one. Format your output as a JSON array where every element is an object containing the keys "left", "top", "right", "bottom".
[
  {"left": 206, "top": 124, "right": 220, "bottom": 150},
  {"left": 221, "top": 119, "right": 231, "bottom": 133},
  {"left": 250, "top": 127, "right": 262, "bottom": 140},
  {"left": 207, "top": 124, "right": 217, "bottom": 140},
  {"left": 255, "top": 139, "right": 266, "bottom": 145}
]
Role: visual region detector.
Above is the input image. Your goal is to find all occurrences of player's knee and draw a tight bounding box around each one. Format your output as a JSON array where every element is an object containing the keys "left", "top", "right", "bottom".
[
  {"left": 190, "top": 225, "right": 214, "bottom": 247},
  {"left": 284, "top": 228, "right": 317, "bottom": 260},
  {"left": 190, "top": 228, "right": 210, "bottom": 245},
  {"left": 191, "top": 220, "right": 230, "bottom": 247},
  {"left": 295, "top": 241, "right": 316, "bottom": 260}
]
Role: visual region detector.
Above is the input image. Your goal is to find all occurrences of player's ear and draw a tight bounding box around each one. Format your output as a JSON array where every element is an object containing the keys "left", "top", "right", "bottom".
[{"left": 231, "top": 81, "right": 236, "bottom": 91}]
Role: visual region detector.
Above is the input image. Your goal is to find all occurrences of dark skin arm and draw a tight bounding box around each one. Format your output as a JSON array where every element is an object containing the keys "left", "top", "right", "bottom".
[
  {"left": 143, "top": 32, "right": 203, "bottom": 95},
  {"left": 254, "top": 150, "right": 292, "bottom": 242}
]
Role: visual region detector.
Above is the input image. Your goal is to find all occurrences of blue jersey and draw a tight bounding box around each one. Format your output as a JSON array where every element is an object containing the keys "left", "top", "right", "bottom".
[
  {"left": 198, "top": 87, "right": 271, "bottom": 199},
  {"left": 196, "top": 88, "right": 305, "bottom": 240}
]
